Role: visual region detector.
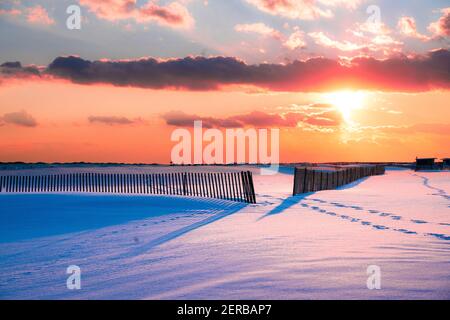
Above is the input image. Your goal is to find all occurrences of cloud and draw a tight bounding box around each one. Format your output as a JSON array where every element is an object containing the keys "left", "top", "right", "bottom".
[
  {"left": 245, "top": 0, "right": 362, "bottom": 20},
  {"left": 235, "top": 23, "right": 306, "bottom": 51},
  {"left": 398, "top": 16, "right": 430, "bottom": 41},
  {"left": 0, "top": 111, "right": 38, "bottom": 127},
  {"left": 2, "top": 49, "right": 449, "bottom": 92},
  {"left": 162, "top": 111, "right": 242, "bottom": 128},
  {"left": 0, "top": 61, "right": 41, "bottom": 83},
  {"left": 283, "top": 29, "right": 306, "bottom": 50},
  {"left": 234, "top": 23, "right": 282, "bottom": 39},
  {"left": 341, "top": 22, "right": 403, "bottom": 57},
  {"left": 309, "top": 30, "right": 402, "bottom": 54},
  {"left": 162, "top": 107, "right": 343, "bottom": 129},
  {"left": 428, "top": 8, "right": 450, "bottom": 38},
  {"left": 88, "top": 115, "right": 144, "bottom": 125},
  {"left": 79, "top": 0, "right": 194, "bottom": 28},
  {"left": 245, "top": 0, "right": 333, "bottom": 20},
  {"left": 309, "top": 31, "right": 367, "bottom": 51},
  {"left": 318, "top": 0, "right": 362, "bottom": 10},
  {"left": 0, "top": 8, "right": 21, "bottom": 16},
  {"left": 26, "top": 5, "right": 55, "bottom": 25}
]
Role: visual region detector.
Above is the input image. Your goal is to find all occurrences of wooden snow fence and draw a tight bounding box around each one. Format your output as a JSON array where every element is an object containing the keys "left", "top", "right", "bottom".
[
  {"left": 0, "top": 171, "right": 256, "bottom": 204},
  {"left": 293, "top": 165, "right": 385, "bottom": 195}
]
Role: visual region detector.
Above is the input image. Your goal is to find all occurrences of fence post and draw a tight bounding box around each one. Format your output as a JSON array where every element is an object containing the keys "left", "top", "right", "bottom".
[
  {"left": 248, "top": 171, "right": 256, "bottom": 204},
  {"left": 240, "top": 171, "right": 248, "bottom": 202}
]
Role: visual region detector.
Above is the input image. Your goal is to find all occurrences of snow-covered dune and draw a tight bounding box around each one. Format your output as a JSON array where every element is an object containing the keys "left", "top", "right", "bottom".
[{"left": 0, "top": 167, "right": 449, "bottom": 299}]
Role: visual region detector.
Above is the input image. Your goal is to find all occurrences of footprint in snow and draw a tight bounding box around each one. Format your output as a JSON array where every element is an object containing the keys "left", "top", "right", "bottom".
[
  {"left": 373, "top": 225, "right": 389, "bottom": 230},
  {"left": 411, "top": 220, "right": 428, "bottom": 224},
  {"left": 427, "top": 233, "right": 450, "bottom": 241},
  {"left": 394, "top": 229, "right": 417, "bottom": 235}
]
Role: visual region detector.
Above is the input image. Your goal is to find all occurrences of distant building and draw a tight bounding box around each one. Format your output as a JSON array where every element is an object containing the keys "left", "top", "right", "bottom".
[
  {"left": 442, "top": 158, "right": 450, "bottom": 170},
  {"left": 415, "top": 157, "right": 437, "bottom": 171}
]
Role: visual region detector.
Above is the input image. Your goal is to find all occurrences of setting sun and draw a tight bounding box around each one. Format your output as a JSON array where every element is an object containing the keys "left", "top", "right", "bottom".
[{"left": 325, "top": 91, "right": 366, "bottom": 124}]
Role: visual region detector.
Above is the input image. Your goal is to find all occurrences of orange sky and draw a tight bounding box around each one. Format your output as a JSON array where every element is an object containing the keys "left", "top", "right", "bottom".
[{"left": 0, "top": 80, "right": 449, "bottom": 163}]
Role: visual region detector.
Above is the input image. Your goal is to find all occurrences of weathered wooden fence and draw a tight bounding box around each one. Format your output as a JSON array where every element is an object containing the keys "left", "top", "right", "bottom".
[
  {"left": 293, "top": 165, "right": 385, "bottom": 195},
  {"left": 0, "top": 171, "right": 256, "bottom": 204}
]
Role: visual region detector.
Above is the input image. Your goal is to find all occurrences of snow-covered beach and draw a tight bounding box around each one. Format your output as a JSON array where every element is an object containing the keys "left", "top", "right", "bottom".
[{"left": 0, "top": 166, "right": 449, "bottom": 300}]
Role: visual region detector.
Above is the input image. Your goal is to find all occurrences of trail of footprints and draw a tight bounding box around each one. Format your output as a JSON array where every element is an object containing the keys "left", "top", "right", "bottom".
[
  {"left": 412, "top": 174, "right": 450, "bottom": 202},
  {"left": 300, "top": 198, "right": 450, "bottom": 241}
]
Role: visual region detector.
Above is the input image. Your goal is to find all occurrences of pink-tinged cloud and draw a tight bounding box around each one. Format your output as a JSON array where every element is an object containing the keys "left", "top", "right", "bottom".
[
  {"left": 343, "top": 22, "right": 402, "bottom": 57},
  {"left": 283, "top": 29, "right": 306, "bottom": 50},
  {"left": 428, "top": 8, "right": 450, "bottom": 37},
  {"left": 0, "top": 8, "right": 21, "bottom": 16},
  {"left": 309, "top": 30, "right": 402, "bottom": 54},
  {"left": 235, "top": 23, "right": 282, "bottom": 39},
  {"left": 0, "top": 110, "right": 38, "bottom": 127},
  {"left": 318, "top": 0, "right": 363, "bottom": 10},
  {"left": 245, "top": 0, "right": 362, "bottom": 20},
  {"left": 79, "top": 0, "right": 194, "bottom": 28},
  {"left": 235, "top": 23, "right": 306, "bottom": 50},
  {"left": 1, "top": 49, "right": 449, "bottom": 92},
  {"left": 245, "top": 0, "right": 333, "bottom": 20},
  {"left": 309, "top": 31, "right": 368, "bottom": 51},
  {"left": 26, "top": 5, "right": 55, "bottom": 25},
  {"left": 398, "top": 16, "right": 430, "bottom": 41}
]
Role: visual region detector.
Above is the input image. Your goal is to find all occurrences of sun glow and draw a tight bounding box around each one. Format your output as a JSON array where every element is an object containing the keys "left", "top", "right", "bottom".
[{"left": 325, "top": 91, "right": 366, "bottom": 124}]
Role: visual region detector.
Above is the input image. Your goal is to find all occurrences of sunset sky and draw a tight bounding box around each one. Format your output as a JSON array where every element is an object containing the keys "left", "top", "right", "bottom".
[{"left": 0, "top": 0, "right": 449, "bottom": 163}]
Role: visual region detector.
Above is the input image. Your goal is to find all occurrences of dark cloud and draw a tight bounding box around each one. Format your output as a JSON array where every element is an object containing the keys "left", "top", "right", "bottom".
[
  {"left": 0, "top": 61, "right": 40, "bottom": 77},
  {"left": 88, "top": 116, "right": 143, "bottom": 126},
  {"left": 2, "top": 49, "right": 449, "bottom": 92},
  {"left": 162, "top": 109, "right": 342, "bottom": 129},
  {"left": 162, "top": 111, "right": 242, "bottom": 128},
  {"left": 1, "top": 110, "right": 38, "bottom": 127}
]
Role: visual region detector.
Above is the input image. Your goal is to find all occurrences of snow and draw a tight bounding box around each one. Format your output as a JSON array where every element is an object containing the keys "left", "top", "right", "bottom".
[{"left": 0, "top": 166, "right": 449, "bottom": 300}]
